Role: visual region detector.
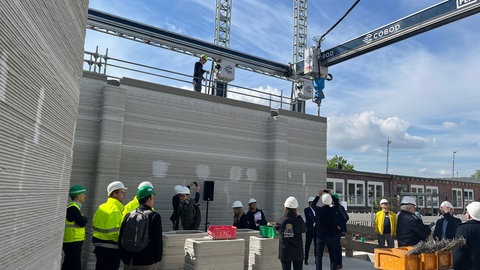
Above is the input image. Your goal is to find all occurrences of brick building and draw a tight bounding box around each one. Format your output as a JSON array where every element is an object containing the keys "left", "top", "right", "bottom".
[{"left": 326, "top": 169, "right": 480, "bottom": 215}]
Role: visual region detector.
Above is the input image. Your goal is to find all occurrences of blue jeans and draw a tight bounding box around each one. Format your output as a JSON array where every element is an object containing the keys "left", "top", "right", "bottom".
[
  {"left": 315, "top": 235, "right": 340, "bottom": 270},
  {"left": 281, "top": 260, "right": 303, "bottom": 270}
]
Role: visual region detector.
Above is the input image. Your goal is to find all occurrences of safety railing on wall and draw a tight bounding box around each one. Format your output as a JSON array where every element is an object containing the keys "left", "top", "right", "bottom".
[{"left": 84, "top": 48, "right": 293, "bottom": 110}]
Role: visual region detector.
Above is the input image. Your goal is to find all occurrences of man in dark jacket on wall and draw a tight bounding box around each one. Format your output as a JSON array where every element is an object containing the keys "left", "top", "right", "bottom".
[
  {"left": 433, "top": 201, "right": 462, "bottom": 240},
  {"left": 453, "top": 201, "right": 480, "bottom": 270},
  {"left": 192, "top": 54, "right": 210, "bottom": 92},
  {"left": 119, "top": 186, "right": 163, "bottom": 269},
  {"left": 396, "top": 196, "right": 432, "bottom": 247}
]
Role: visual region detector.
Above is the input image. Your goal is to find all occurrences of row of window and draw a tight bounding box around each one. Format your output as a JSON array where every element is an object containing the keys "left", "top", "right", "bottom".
[{"left": 326, "top": 178, "right": 475, "bottom": 208}]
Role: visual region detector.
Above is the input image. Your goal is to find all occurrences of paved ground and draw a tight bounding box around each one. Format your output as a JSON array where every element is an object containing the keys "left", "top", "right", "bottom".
[{"left": 303, "top": 251, "right": 375, "bottom": 270}]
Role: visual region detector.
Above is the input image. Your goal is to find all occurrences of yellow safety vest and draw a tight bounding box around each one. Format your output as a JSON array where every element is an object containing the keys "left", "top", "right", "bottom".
[
  {"left": 92, "top": 197, "right": 125, "bottom": 243},
  {"left": 122, "top": 197, "right": 140, "bottom": 217},
  {"left": 63, "top": 202, "right": 86, "bottom": 243},
  {"left": 374, "top": 210, "right": 397, "bottom": 236}
]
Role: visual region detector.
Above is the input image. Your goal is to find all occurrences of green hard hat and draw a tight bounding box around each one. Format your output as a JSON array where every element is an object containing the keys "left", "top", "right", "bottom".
[
  {"left": 69, "top": 185, "right": 87, "bottom": 197},
  {"left": 137, "top": 186, "right": 156, "bottom": 200},
  {"left": 200, "top": 54, "right": 208, "bottom": 61},
  {"left": 332, "top": 193, "right": 339, "bottom": 199}
]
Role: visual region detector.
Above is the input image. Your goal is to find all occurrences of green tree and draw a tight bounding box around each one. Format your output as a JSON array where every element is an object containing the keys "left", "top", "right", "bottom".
[
  {"left": 471, "top": 170, "right": 480, "bottom": 178},
  {"left": 327, "top": 155, "right": 355, "bottom": 171}
]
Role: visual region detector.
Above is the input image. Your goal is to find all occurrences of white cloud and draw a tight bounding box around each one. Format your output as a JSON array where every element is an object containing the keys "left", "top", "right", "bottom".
[{"left": 442, "top": 121, "right": 457, "bottom": 128}]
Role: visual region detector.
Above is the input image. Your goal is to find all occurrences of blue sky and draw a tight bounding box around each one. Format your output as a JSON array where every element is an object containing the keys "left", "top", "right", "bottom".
[{"left": 85, "top": 0, "right": 480, "bottom": 178}]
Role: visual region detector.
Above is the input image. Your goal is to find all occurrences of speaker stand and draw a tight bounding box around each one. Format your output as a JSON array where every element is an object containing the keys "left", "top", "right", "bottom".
[{"left": 204, "top": 199, "right": 210, "bottom": 232}]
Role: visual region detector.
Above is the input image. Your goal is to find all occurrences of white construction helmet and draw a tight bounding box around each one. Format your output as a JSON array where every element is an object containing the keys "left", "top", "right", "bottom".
[
  {"left": 440, "top": 201, "right": 454, "bottom": 209},
  {"left": 466, "top": 201, "right": 480, "bottom": 221},
  {"left": 248, "top": 198, "right": 257, "bottom": 205},
  {"left": 107, "top": 181, "right": 127, "bottom": 196},
  {"left": 174, "top": 185, "right": 183, "bottom": 194},
  {"left": 137, "top": 181, "right": 153, "bottom": 189},
  {"left": 321, "top": 193, "right": 332, "bottom": 206},
  {"left": 379, "top": 199, "right": 389, "bottom": 205},
  {"left": 179, "top": 186, "right": 190, "bottom": 195},
  {"left": 308, "top": 196, "right": 315, "bottom": 203},
  {"left": 284, "top": 196, "right": 299, "bottom": 209},
  {"left": 232, "top": 200, "right": 243, "bottom": 208},
  {"left": 400, "top": 196, "right": 416, "bottom": 206}
]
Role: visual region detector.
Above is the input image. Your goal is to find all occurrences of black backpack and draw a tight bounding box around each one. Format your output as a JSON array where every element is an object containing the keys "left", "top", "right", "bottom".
[{"left": 120, "top": 209, "right": 152, "bottom": 252}]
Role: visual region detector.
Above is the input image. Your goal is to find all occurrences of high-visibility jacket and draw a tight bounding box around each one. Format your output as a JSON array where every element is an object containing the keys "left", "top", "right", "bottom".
[
  {"left": 122, "top": 197, "right": 139, "bottom": 217},
  {"left": 63, "top": 202, "right": 85, "bottom": 243},
  {"left": 374, "top": 210, "right": 397, "bottom": 236},
  {"left": 92, "top": 197, "right": 125, "bottom": 243}
]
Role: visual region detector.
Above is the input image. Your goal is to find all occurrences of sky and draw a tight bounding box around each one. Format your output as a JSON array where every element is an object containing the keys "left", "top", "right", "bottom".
[{"left": 85, "top": 0, "right": 480, "bottom": 178}]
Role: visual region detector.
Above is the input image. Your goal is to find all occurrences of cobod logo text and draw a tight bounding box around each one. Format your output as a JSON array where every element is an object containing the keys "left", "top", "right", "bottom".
[{"left": 363, "top": 24, "right": 401, "bottom": 44}]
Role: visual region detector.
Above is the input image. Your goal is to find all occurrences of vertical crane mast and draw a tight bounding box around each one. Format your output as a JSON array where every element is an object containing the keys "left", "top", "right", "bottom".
[
  {"left": 212, "top": 0, "right": 233, "bottom": 97},
  {"left": 292, "top": 0, "right": 308, "bottom": 113}
]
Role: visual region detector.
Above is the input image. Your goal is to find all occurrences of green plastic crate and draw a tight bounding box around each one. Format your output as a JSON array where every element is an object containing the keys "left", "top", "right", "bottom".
[{"left": 259, "top": 226, "right": 276, "bottom": 238}]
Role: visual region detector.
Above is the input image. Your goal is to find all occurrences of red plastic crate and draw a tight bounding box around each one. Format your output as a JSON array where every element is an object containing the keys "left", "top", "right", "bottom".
[{"left": 207, "top": 225, "right": 237, "bottom": 240}]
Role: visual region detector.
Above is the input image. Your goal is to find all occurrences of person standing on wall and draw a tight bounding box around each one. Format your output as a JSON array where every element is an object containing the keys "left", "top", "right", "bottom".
[
  {"left": 123, "top": 181, "right": 154, "bottom": 217},
  {"left": 433, "top": 201, "right": 462, "bottom": 240},
  {"left": 304, "top": 196, "right": 317, "bottom": 265},
  {"left": 119, "top": 186, "right": 163, "bottom": 270},
  {"left": 453, "top": 201, "right": 480, "bottom": 270},
  {"left": 193, "top": 54, "right": 210, "bottom": 93},
  {"left": 276, "top": 196, "right": 306, "bottom": 270},
  {"left": 232, "top": 200, "right": 248, "bottom": 229},
  {"left": 396, "top": 196, "right": 432, "bottom": 247},
  {"left": 374, "top": 199, "right": 397, "bottom": 248},
  {"left": 62, "top": 185, "right": 88, "bottom": 270},
  {"left": 246, "top": 198, "right": 267, "bottom": 230},
  {"left": 92, "top": 181, "right": 128, "bottom": 270}
]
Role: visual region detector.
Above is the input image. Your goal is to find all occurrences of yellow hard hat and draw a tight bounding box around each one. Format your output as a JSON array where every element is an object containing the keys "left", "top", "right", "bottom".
[{"left": 200, "top": 54, "right": 208, "bottom": 61}]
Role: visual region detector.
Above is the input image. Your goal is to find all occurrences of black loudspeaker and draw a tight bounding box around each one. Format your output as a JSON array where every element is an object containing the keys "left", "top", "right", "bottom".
[{"left": 203, "top": 181, "right": 214, "bottom": 201}]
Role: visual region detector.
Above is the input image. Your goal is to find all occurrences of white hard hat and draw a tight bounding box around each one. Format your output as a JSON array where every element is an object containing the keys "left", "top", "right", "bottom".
[
  {"left": 284, "top": 196, "right": 299, "bottom": 209},
  {"left": 179, "top": 186, "right": 190, "bottom": 195},
  {"left": 466, "top": 201, "right": 480, "bottom": 221},
  {"left": 308, "top": 196, "right": 315, "bottom": 203},
  {"left": 400, "top": 196, "right": 416, "bottom": 206},
  {"left": 107, "top": 181, "right": 127, "bottom": 196},
  {"left": 321, "top": 193, "right": 332, "bottom": 206},
  {"left": 440, "top": 201, "right": 454, "bottom": 209},
  {"left": 137, "top": 181, "right": 153, "bottom": 189},
  {"left": 232, "top": 200, "right": 243, "bottom": 208},
  {"left": 379, "top": 199, "right": 389, "bottom": 205},
  {"left": 248, "top": 198, "right": 257, "bottom": 205},
  {"left": 174, "top": 185, "right": 184, "bottom": 195}
]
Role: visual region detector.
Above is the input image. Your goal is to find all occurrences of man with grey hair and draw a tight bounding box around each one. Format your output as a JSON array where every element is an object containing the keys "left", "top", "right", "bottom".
[
  {"left": 396, "top": 196, "right": 432, "bottom": 247},
  {"left": 453, "top": 201, "right": 480, "bottom": 270},
  {"left": 433, "top": 201, "right": 461, "bottom": 240}
]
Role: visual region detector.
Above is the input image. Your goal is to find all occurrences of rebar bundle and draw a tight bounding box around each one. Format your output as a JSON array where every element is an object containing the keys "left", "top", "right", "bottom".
[{"left": 406, "top": 237, "right": 466, "bottom": 254}]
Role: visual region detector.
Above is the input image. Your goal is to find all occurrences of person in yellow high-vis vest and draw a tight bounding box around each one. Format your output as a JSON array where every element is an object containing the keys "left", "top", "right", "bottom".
[
  {"left": 122, "top": 181, "right": 154, "bottom": 217},
  {"left": 92, "top": 181, "right": 127, "bottom": 270},
  {"left": 62, "top": 185, "right": 88, "bottom": 270},
  {"left": 374, "top": 199, "right": 397, "bottom": 248}
]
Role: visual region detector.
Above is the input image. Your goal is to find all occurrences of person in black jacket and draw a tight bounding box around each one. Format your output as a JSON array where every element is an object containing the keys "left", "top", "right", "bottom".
[
  {"left": 192, "top": 54, "right": 210, "bottom": 92},
  {"left": 303, "top": 196, "right": 317, "bottom": 265},
  {"left": 246, "top": 198, "right": 267, "bottom": 230},
  {"left": 119, "top": 186, "right": 163, "bottom": 270},
  {"left": 170, "top": 182, "right": 200, "bottom": 229},
  {"left": 433, "top": 201, "right": 462, "bottom": 240},
  {"left": 332, "top": 193, "right": 349, "bottom": 269},
  {"left": 315, "top": 193, "right": 340, "bottom": 270},
  {"left": 396, "top": 196, "right": 432, "bottom": 247},
  {"left": 232, "top": 200, "right": 248, "bottom": 228},
  {"left": 276, "top": 196, "right": 306, "bottom": 270},
  {"left": 453, "top": 201, "right": 480, "bottom": 270}
]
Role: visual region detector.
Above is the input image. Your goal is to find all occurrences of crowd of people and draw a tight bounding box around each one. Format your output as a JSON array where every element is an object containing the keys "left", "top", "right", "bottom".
[{"left": 61, "top": 181, "right": 480, "bottom": 270}]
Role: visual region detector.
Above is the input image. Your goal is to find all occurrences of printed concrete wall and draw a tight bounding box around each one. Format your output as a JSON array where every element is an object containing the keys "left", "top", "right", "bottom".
[
  {"left": 74, "top": 73, "right": 327, "bottom": 268},
  {"left": 0, "top": 1, "right": 88, "bottom": 269}
]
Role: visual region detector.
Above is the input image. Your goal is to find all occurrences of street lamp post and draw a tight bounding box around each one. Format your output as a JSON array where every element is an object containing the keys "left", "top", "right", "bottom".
[
  {"left": 386, "top": 138, "right": 392, "bottom": 174},
  {"left": 452, "top": 151, "right": 457, "bottom": 178}
]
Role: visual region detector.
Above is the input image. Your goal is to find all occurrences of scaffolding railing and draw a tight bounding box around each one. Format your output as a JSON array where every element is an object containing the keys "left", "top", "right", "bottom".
[{"left": 84, "top": 49, "right": 293, "bottom": 110}]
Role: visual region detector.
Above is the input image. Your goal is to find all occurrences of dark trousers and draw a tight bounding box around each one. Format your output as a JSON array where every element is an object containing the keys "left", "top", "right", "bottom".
[
  {"left": 315, "top": 235, "right": 340, "bottom": 270},
  {"left": 94, "top": 246, "right": 120, "bottom": 270},
  {"left": 62, "top": 241, "right": 83, "bottom": 270},
  {"left": 305, "top": 229, "right": 316, "bottom": 261},
  {"left": 193, "top": 79, "right": 202, "bottom": 92},
  {"left": 281, "top": 260, "right": 303, "bottom": 270},
  {"left": 335, "top": 234, "right": 343, "bottom": 267}
]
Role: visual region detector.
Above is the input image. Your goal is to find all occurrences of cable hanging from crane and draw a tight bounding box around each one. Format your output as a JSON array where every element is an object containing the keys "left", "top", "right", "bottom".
[{"left": 316, "top": 0, "right": 361, "bottom": 47}]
